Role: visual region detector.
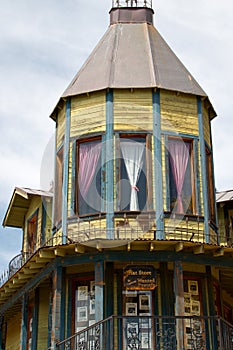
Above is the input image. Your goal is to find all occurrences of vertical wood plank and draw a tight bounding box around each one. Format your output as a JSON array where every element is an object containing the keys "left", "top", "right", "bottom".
[
  {"left": 174, "top": 260, "right": 184, "bottom": 349},
  {"left": 20, "top": 294, "right": 28, "bottom": 350},
  {"left": 95, "top": 260, "right": 104, "bottom": 322}
]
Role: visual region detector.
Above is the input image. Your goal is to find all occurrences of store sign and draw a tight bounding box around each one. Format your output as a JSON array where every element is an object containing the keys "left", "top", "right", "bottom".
[{"left": 123, "top": 265, "right": 157, "bottom": 290}]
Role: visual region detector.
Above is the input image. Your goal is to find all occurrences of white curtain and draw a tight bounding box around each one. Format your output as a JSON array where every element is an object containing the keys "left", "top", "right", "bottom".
[{"left": 120, "top": 140, "right": 145, "bottom": 211}]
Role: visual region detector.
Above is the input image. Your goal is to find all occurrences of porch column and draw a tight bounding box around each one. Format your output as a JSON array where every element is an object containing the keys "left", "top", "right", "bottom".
[
  {"left": 174, "top": 260, "right": 185, "bottom": 349},
  {"left": 0, "top": 316, "right": 3, "bottom": 350},
  {"left": 206, "top": 266, "right": 218, "bottom": 349},
  {"left": 20, "top": 293, "right": 28, "bottom": 350},
  {"left": 95, "top": 260, "right": 105, "bottom": 321},
  {"left": 50, "top": 266, "right": 65, "bottom": 349}
]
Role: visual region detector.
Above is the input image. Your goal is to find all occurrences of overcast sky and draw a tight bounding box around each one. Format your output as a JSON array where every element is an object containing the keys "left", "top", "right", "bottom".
[{"left": 0, "top": 0, "right": 233, "bottom": 275}]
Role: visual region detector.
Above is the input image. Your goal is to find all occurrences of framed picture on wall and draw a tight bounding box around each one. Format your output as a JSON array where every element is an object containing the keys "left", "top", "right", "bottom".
[
  {"left": 184, "top": 293, "right": 191, "bottom": 305},
  {"left": 126, "top": 303, "right": 137, "bottom": 316},
  {"left": 78, "top": 286, "right": 88, "bottom": 301},
  {"left": 191, "top": 300, "right": 200, "bottom": 315},
  {"left": 141, "top": 332, "right": 150, "bottom": 348},
  {"left": 139, "top": 295, "right": 150, "bottom": 311},
  {"left": 78, "top": 306, "right": 88, "bottom": 322},
  {"left": 89, "top": 297, "right": 95, "bottom": 315},
  {"left": 188, "top": 280, "right": 198, "bottom": 295}
]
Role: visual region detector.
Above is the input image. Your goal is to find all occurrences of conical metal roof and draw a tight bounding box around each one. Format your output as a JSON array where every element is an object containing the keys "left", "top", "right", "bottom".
[{"left": 51, "top": 7, "right": 215, "bottom": 119}]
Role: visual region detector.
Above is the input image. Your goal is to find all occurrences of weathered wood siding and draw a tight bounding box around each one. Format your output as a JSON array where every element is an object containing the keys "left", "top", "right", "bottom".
[
  {"left": 37, "top": 287, "right": 49, "bottom": 349},
  {"left": 67, "top": 142, "right": 74, "bottom": 217},
  {"left": 114, "top": 89, "right": 153, "bottom": 131},
  {"left": 68, "top": 219, "right": 106, "bottom": 243},
  {"left": 56, "top": 104, "right": 66, "bottom": 149},
  {"left": 202, "top": 103, "right": 211, "bottom": 147},
  {"left": 160, "top": 90, "right": 198, "bottom": 135},
  {"left": 5, "top": 311, "right": 21, "bottom": 350},
  {"left": 70, "top": 91, "right": 106, "bottom": 138}
]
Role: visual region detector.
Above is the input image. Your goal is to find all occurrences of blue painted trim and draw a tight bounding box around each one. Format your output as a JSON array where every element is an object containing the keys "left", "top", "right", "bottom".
[
  {"left": 70, "top": 141, "right": 76, "bottom": 217},
  {"left": 95, "top": 260, "right": 104, "bottom": 322},
  {"left": 106, "top": 90, "right": 114, "bottom": 239},
  {"left": 66, "top": 279, "right": 73, "bottom": 338},
  {"left": 62, "top": 98, "right": 71, "bottom": 244},
  {"left": 162, "top": 130, "right": 199, "bottom": 139},
  {"left": 41, "top": 201, "right": 47, "bottom": 245},
  {"left": 197, "top": 97, "right": 209, "bottom": 242},
  {"left": 51, "top": 266, "right": 63, "bottom": 347},
  {"left": 194, "top": 138, "right": 201, "bottom": 215},
  {"left": 164, "top": 135, "right": 170, "bottom": 211},
  {"left": 20, "top": 294, "right": 28, "bottom": 350},
  {"left": 101, "top": 134, "right": 106, "bottom": 213},
  {"left": 152, "top": 90, "right": 164, "bottom": 239},
  {"left": 32, "top": 289, "right": 39, "bottom": 350},
  {"left": 205, "top": 266, "right": 217, "bottom": 350}
]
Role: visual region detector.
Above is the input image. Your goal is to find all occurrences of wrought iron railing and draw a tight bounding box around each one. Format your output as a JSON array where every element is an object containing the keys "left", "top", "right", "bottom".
[
  {"left": 112, "top": 0, "right": 153, "bottom": 8},
  {"left": 55, "top": 315, "right": 233, "bottom": 350}
]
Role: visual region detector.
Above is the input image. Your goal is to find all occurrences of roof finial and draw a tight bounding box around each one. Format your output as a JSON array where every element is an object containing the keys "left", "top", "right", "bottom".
[{"left": 112, "top": 0, "right": 152, "bottom": 8}]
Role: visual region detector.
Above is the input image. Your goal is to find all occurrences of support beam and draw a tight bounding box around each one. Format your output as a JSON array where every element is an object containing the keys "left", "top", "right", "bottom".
[
  {"left": 105, "top": 90, "right": 114, "bottom": 239},
  {"left": 50, "top": 266, "right": 64, "bottom": 348},
  {"left": 153, "top": 90, "right": 164, "bottom": 239},
  {"left": 62, "top": 98, "right": 71, "bottom": 244},
  {"left": 95, "top": 261, "right": 104, "bottom": 322},
  {"left": 194, "top": 245, "right": 204, "bottom": 255},
  {"left": 213, "top": 247, "right": 224, "bottom": 257},
  {"left": 175, "top": 242, "right": 183, "bottom": 252},
  {"left": 174, "top": 260, "right": 184, "bottom": 350},
  {"left": 20, "top": 294, "right": 28, "bottom": 350},
  {"left": 197, "top": 97, "right": 209, "bottom": 242}
]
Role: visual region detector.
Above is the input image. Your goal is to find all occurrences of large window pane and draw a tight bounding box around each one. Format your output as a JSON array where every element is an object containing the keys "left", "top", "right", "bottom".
[
  {"left": 168, "top": 138, "right": 195, "bottom": 214},
  {"left": 77, "top": 139, "right": 102, "bottom": 216}
]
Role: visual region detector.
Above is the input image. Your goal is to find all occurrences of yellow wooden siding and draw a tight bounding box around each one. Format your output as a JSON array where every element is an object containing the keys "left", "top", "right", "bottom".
[
  {"left": 53, "top": 228, "right": 63, "bottom": 245},
  {"left": 5, "top": 311, "right": 21, "bottom": 350},
  {"left": 37, "top": 287, "right": 49, "bottom": 349},
  {"left": 23, "top": 197, "right": 42, "bottom": 252},
  {"left": 114, "top": 89, "right": 153, "bottom": 131},
  {"left": 202, "top": 103, "right": 211, "bottom": 147},
  {"left": 164, "top": 217, "right": 205, "bottom": 243},
  {"left": 56, "top": 105, "right": 66, "bottom": 149},
  {"left": 160, "top": 91, "right": 198, "bottom": 135},
  {"left": 68, "top": 219, "right": 106, "bottom": 243},
  {"left": 45, "top": 200, "right": 53, "bottom": 243},
  {"left": 70, "top": 91, "right": 106, "bottom": 138}
]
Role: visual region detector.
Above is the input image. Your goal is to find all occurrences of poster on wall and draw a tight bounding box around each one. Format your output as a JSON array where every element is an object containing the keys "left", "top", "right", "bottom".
[{"left": 123, "top": 265, "right": 157, "bottom": 290}]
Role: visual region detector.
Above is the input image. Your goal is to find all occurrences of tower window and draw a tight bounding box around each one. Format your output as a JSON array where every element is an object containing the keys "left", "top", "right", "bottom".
[
  {"left": 76, "top": 139, "right": 102, "bottom": 216},
  {"left": 54, "top": 147, "right": 63, "bottom": 227},
  {"left": 168, "top": 138, "right": 195, "bottom": 214},
  {"left": 27, "top": 210, "right": 38, "bottom": 254},
  {"left": 117, "top": 136, "right": 148, "bottom": 212}
]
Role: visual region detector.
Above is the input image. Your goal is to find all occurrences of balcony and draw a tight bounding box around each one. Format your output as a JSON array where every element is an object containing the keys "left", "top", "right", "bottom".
[
  {"left": 55, "top": 315, "right": 233, "bottom": 350},
  {"left": 112, "top": 0, "right": 153, "bottom": 8}
]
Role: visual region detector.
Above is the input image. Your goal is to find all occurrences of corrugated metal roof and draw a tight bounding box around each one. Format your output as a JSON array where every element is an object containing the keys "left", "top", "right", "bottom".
[
  {"left": 216, "top": 190, "right": 233, "bottom": 203},
  {"left": 2, "top": 187, "right": 53, "bottom": 228}
]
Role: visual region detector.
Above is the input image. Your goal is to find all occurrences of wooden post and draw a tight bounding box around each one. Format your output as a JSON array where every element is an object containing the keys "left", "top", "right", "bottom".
[
  {"left": 50, "top": 266, "right": 64, "bottom": 349},
  {"left": 20, "top": 293, "right": 28, "bottom": 350},
  {"left": 153, "top": 90, "right": 164, "bottom": 239},
  {"left": 206, "top": 266, "right": 218, "bottom": 350},
  {"left": 174, "top": 260, "right": 185, "bottom": 349},
  {"left": 95, "top": 260, "right": 105, "bottom": 322}
]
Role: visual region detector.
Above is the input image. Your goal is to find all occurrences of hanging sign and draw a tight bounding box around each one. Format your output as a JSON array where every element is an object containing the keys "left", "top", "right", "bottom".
[{"left": 123, "top": 265, "right": 157, "bottom": 290}]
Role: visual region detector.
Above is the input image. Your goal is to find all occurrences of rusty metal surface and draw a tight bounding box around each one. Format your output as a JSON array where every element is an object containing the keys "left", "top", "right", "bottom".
[{"left": 62, "top": 22, "right": 207, "bottom": 99}]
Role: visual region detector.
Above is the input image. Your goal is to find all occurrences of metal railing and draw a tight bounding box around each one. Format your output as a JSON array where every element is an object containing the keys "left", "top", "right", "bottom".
[
  {"left": 55, "top": 315, "right": 233, "bottom": 350},
  {"left": 112, "top": 0, "right": 152, "bottom": 8}
]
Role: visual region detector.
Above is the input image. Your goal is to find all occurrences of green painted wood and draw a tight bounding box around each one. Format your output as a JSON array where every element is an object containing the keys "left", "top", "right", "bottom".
[
  {"left": 95, "top": 260, "right": 105, "bottom": 322},
  {"left": 70, "top": 141, "right": 76, "bottom": 216},
  {"left": 105, "top": 262, "right": 114, "bottom": 317},
  {"left": 47, "top": 283, "right": 53, "bottom": 349},
  {"left": 66, "top": 278, "right": 73, "bottom": 339},
  {"left": 153, "top": 90, "right": 164, "bottom": 239},
  {"left": 20, "top": 294, "right": 28, "bottom": 350},
  {"left": 62, "top": 98, "right": 71, "bottom": 244},
  {"left": 116, "top": 270, "right": 123, "bottom": 350},
  {"left": 197, "top": 97, "right": 209, "bottom": 242},
  {"left": 106, "top": 90, "right": 114, "bottom": 238}
]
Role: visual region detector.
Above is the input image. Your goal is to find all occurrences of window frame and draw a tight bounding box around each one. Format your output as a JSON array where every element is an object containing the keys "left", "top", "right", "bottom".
[
  {"left": 116, "top": 133, "right": 152, "bottom": 213},
  {"left": 75, "top": 137, "right": 102, "bottom": 217},
  {"left": 167, "top": 136, "right": 196, "bottom": 215},
  {"left": 54, "top": 146, "right": 63, "bottom": 227},
  {"left": 27, "top": 209, "right": 38, "bottom": 254},
  {"left": 205, "top": 146, "right": 216, "bottom": 223}
]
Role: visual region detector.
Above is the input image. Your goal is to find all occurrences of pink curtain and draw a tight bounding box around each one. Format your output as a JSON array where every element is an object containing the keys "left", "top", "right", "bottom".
[
  {"left": 78, "top": 141, "right": 101, "bottom": 198},
  {"left": 169, "top": 140, "right": 190, "bottom": 213}
]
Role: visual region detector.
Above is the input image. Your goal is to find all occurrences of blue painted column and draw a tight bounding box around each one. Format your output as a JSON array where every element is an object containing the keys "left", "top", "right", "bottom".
[
  {"left": 0, "top": 316, "right": 3, "bottom": 350},
  {"left": 174, "top": 260, "right": 185, "bottom": 349},
  {"left": 153, "top": 90, "right": 164, "bottom": 239},
  {"left": 20, "top": 294, "right": 28, "bottom": 350},
  {"left": 197, "top": 97, "right": 209, "bottom": 242},
  {"left": 95, "top": 260, "right": 105, "bottom": 322},
  {"left": 50, "top": 266, "right": 64, "bottom": 349},
  {"left": 62, "top": 98, "right": 71, "bottom": 244},
  {"left": 106, "top": 90, "right": 114, "bottom": 239}
]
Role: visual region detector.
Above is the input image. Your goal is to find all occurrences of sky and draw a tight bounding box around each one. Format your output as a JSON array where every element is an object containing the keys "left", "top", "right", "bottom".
[{"left": 0, "top": 0, "right": 233, "bottom": 275}]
